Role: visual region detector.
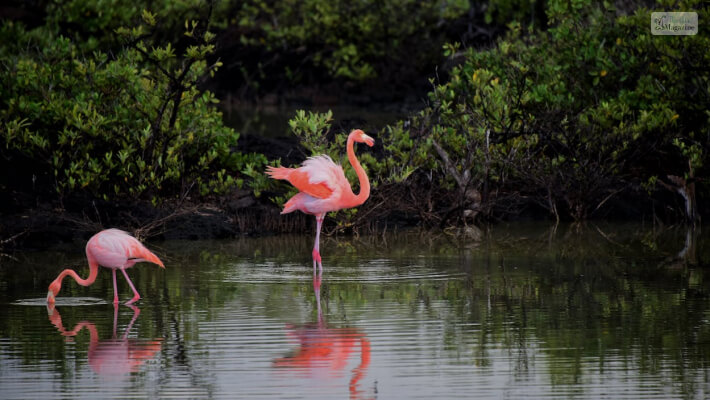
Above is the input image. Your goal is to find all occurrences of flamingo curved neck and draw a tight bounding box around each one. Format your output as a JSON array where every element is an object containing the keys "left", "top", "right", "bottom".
[
  {"left": 53, "top": 259, "right": 99, "bottom": 292},
  {"left": 346, "top": 135, "right": 370, "bottom": 207}
]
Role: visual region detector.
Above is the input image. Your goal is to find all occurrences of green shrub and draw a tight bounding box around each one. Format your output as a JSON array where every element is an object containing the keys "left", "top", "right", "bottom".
[
  {"left": 228, "top": 0, "right": 470, "bottom": 93},
  {"left": 259, "top": 0, "right": 707, "bottom": 226},
  {"left": 41, "top": 0, "right": 231, "bottom": 52},
  {"left": 0, "top": 11, "right": 265, "bottom": 203},
  {"left": 363, "top": 0, "right": 709, "bottom": 222}
]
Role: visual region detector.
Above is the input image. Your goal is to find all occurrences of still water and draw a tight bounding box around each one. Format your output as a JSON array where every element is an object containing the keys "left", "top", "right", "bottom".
[{"left": 0, "top": 223, "right": 709, "bottom": 399}]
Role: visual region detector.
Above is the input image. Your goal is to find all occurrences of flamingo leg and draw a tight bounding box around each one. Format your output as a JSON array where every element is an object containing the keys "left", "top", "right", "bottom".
[
  {"left": 121, "top": 305, "right": 141, "bottom": 340},
  {"left": 312, "top": 214, "right": 324, "bottom": 274},
  {"left": 112, "top": 302, "right": 119, "bottom": 337},
  {"left": 120, "top": 268, "right": 141, "bottom": 305},
  {"left": 112, "top": 269, "right": 119, "bottom": 305}
]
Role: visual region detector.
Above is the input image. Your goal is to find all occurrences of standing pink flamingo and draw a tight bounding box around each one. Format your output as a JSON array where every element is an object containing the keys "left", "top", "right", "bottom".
[
  {"left": 266, "top": 129, "right": 374, "bottom": 272},
  {"left": 46, "top": 229, "right": 164, "bottom": 306}
]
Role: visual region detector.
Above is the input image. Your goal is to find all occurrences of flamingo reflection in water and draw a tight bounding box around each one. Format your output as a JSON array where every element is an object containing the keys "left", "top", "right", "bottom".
[
  {"left": 274, "top": 275, "right": 374, "bottom": 399},
  {"left": 47, "top": 304, "right": 162, "bottom": 376}
]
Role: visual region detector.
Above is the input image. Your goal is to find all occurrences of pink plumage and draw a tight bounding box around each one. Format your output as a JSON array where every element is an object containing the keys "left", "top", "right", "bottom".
[
  {"left": 88, "top": 229, "right": 164, "bottom": 270},
  {"left": 47, "top": 229, "right": 164, "bottom": 305},
  {"left": 266, "top": 129, "right": 375, "bottom": 272}
]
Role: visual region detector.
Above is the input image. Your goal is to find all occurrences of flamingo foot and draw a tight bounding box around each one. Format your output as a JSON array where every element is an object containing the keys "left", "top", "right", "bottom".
[{"left": 312, "top": 249, "right": 322, "bottom": 263}]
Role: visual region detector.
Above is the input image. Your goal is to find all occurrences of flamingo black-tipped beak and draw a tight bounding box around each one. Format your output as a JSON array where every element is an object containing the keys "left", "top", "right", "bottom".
[
  {"left": 47, "top": 290, "right": 56, "bottom": 305},
  {"left": 363, "top": 134, "right": 375, "bottom": 147}
]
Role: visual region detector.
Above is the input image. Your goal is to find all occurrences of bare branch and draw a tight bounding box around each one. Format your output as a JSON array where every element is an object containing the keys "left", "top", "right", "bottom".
[{"left": 431, "top": 139, "right": 467, "bottom": 191}]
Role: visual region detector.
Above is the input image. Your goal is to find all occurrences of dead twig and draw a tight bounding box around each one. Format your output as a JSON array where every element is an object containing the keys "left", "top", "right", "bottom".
[
  {"left": 133, "top": 204, "right": 201, "bottom": 241},
  {"left": 0, "top": 229, "right": 28, "bottom": 262}
]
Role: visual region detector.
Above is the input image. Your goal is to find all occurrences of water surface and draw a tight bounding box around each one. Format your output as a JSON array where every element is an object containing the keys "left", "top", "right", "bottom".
[{"left": 0, "top": 223, "right": 709, "bottom": 399}]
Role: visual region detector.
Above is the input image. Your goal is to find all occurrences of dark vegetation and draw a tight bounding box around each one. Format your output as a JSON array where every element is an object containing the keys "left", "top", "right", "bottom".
[{"left": 0, "top": 0, "right": 708, "bottom": 248}]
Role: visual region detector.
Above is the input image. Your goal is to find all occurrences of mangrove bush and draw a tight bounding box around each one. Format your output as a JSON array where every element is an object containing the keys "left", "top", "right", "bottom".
[
  {"left": 1, "top": 7, "right": 267, "bottom": 204},
  {"left": 361, "top": 0, "right": 710, "bottom": 225}
]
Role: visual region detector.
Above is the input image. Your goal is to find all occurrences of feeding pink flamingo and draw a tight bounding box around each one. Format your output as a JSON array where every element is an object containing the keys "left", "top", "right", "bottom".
[
  {"left": 46, "top": 229, "right": 164, "bottom": 306},
  {"left": 266, "top": 129, "right": 374, "bottom": 272}
]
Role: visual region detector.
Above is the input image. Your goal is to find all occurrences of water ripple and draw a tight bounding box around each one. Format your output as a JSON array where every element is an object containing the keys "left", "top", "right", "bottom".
[
  {"left": 222, "top": 260, "right": 464, "bottom": 284},
  {"left": 12, "top": 297, "right": 108, "bottom": 307}
]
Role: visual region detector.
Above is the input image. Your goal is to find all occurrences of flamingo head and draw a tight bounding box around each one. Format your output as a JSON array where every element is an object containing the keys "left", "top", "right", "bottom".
[
  {"left": 47, "top": 280, "right": 61, "bottom": 305},
  {"left": 351, "top": 129, "right": 375, "bottom": 147}
]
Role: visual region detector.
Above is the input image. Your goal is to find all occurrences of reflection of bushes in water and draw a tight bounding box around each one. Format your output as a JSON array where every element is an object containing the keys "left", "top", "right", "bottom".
[
  {"left": 1, "top": 224, "right": 708, "bottom": 388},
  {"left": 165, "top": 222, "right": 708, "bottom": 270},
  {"left": 232, "top": 207, "right": 311, "bottom": 235},
  {"left": 291, "top": 223, "right": 710, "bottom": 381},
  {"left": 448, "top": 225, "right": 710, "bottom": 383}
]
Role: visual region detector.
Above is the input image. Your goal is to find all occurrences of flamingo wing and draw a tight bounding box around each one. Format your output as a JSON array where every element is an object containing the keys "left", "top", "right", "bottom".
[
  {"left": 298, "top": 155, "right": 349, "bottom": 199},
  {"left": 282, "top": 169, "right": 334, "bottom": 199},
  {"left": 268, "top": 155, "right": 349, "bottom": 200},
  {"left": 89, "top": 230, "right": 130, "bottom": 268},
  {"left": 90, "top": 229, "right": 164, "bottom": 268}
]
